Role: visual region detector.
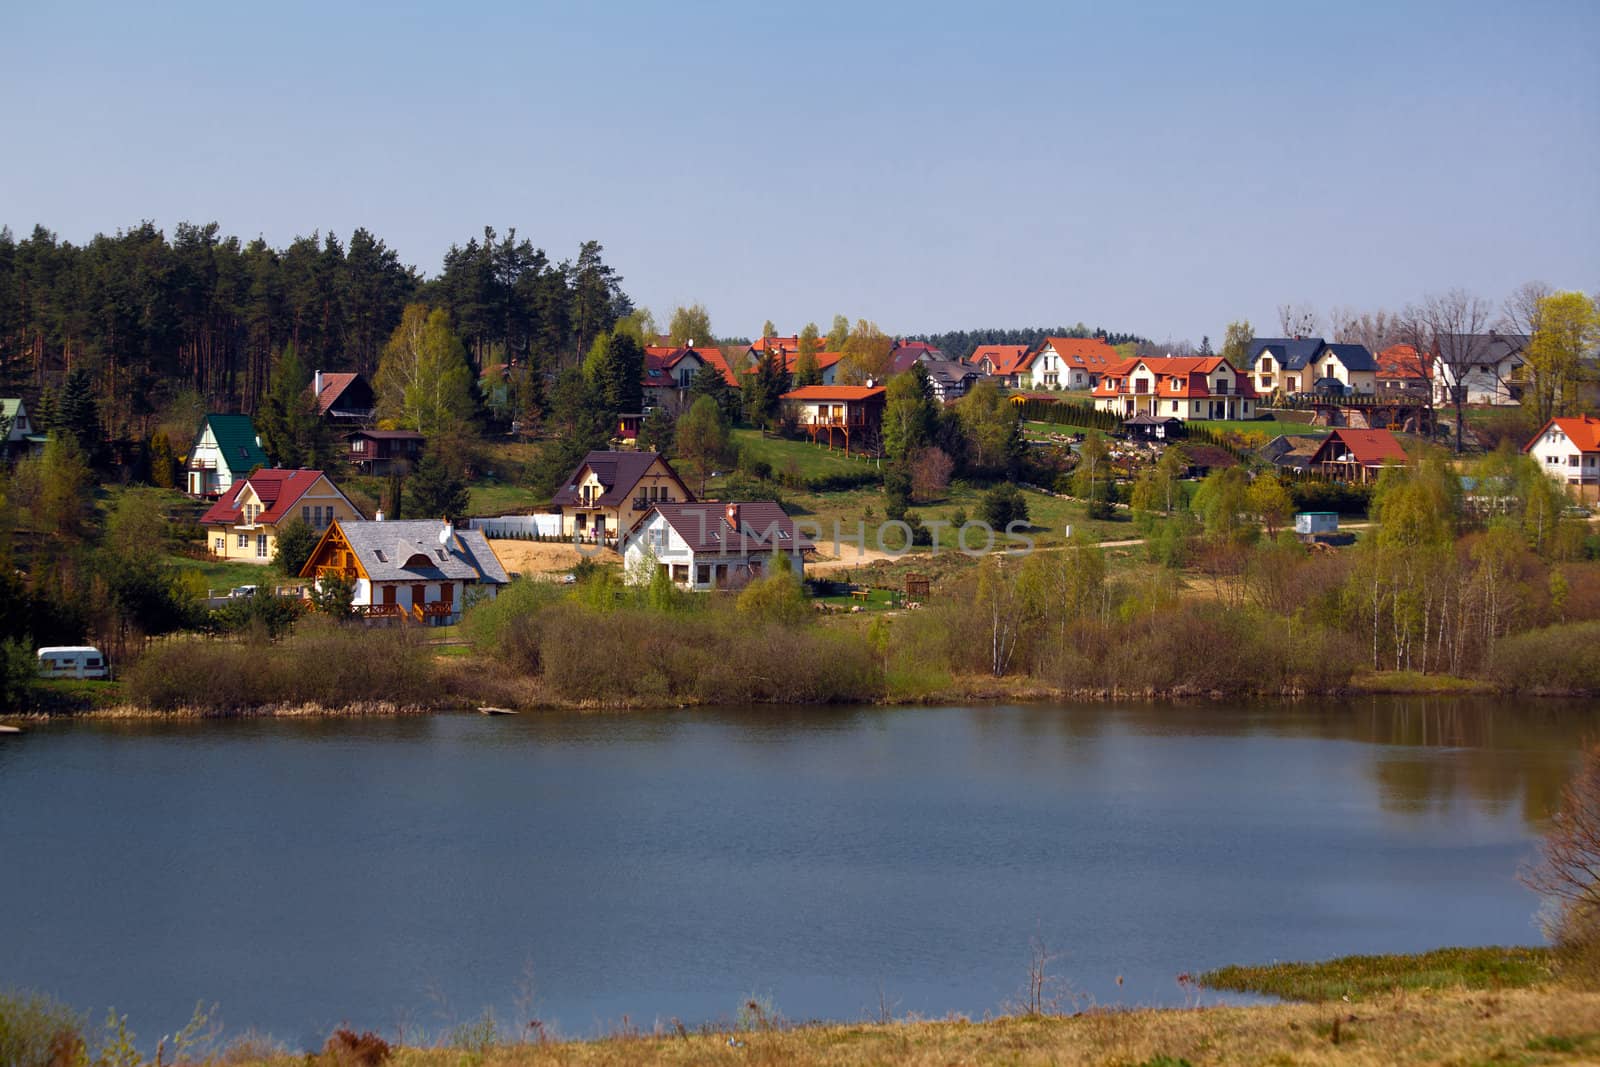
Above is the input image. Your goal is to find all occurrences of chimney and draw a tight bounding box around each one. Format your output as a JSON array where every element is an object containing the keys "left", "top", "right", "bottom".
[
  {"left": 376, "top": 509, "right": 385, "bottom": 522},
  {"left": 688, "top": 338, "right": 695, "bottom": 349},
  {"left": 725, "top": 502, "right": 740, "bottom": 530},
  {"left": 314, "top": 370, "right": 322, "bottom": 397}
]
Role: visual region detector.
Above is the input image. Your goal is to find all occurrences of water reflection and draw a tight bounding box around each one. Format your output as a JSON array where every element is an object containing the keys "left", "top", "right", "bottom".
[{"left": 0, "top": 696, "right": 1591, "bottom": 1046}]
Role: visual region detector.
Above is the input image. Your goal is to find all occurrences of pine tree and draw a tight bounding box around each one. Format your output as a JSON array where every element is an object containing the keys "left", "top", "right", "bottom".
[{"left": 406, "top": 449, "right": 471, "bottom": 520}]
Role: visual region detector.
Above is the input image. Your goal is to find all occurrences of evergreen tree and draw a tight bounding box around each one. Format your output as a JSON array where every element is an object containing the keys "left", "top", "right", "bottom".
[
  {"left": 53, "top": 368, "right": 99, "bottom": 455},
  {"left": 257, "top": 342, "right": 327, "bottom": 468},
  {"left": 406, "top": 449, "right": 471, "bottom": 520},
  {"left": 794, "top": 322, "right": 823, "bottom": 386},
  {"left": 687, "top": 361, "right": 738, "bottom": 424},
  {"left": 272, "top": 518, "right": 319, "bottom": 576}
]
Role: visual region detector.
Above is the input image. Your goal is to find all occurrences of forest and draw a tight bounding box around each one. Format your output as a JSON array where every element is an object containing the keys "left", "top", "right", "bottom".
[{"left": 0, "top": 223, "right": 632, "bottom": 443}]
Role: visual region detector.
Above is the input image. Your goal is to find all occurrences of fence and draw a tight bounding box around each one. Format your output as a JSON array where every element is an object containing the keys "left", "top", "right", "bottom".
[{"left": 468, "top": 514, "right": 562, "bottom": 539}]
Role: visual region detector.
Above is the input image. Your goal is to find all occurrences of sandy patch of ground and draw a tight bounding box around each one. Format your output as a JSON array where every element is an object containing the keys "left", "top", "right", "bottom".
[{"left": 487, "top": 539, "right": 606, "bottom": 577}]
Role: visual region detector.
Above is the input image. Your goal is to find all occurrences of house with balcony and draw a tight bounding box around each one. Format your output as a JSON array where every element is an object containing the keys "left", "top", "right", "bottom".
[
  {"left": 620, "top": 501, "right": 811, "bottom": 590},
  {"left": 346, "top": 429, "right": 425, "bottom": 475},
  {"left": 550, "top": 450, "right": 694, "bottom": 545},
  {"left": 969, "top": 345, "right": 1033, "bottom": 386},
  {"left": 1248, "top": 337, "right": 1377, "bottom": 397},
  {"left": 1523, "top": 414, "right": 1600, "bottom": 503},
  {"left": 1091, "top": 357, "right": 1256, "bottom": 421},
  {"left": 200, "top": 468, "right": 365, "bottom": 563},
  {"left": 1029, "top": 337, "right": 1121, "bottom": 391},
  {"left": 187, "top": 413, "right": 270, "bottom": 498},
  {"left": 299, "top": 517, "right": 508, "bottom": 624},
  {"left": 781, "top": 385, "right": 887, "bottom": 456},
  {"left": 309, "top": 371, "right": 377, "bottom": 426},
  {"left": 1308, "top": 428, "right": 1409, "bottom": 482}
]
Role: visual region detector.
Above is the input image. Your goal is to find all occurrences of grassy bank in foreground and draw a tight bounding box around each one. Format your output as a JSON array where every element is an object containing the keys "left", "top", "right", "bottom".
[
  {"left": 9, "top": 950, "right": 1597, "bottom": 1066},
  {"left": 1200, "top": 945, "right": 1556, "bottom": 1002},
  {"left": 196, "top": 989, "right": 1600, "bottom": 1066}
]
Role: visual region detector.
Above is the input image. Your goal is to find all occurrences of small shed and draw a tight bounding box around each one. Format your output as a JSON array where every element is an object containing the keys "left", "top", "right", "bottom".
[
  {"left": 1295, "top": 512, "right": 1339, "bottom": 536},
  {"left": 904, "top": 573, "right": 931, "bottom": 599},
  {"left": 1122, "top": 412, "right": 1181, "bottom": 440}
]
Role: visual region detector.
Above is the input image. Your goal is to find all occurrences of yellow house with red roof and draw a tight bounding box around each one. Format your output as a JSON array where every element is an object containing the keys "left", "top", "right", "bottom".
[{"left": 200, "top": 469, "right": 365, "bottom": 563}]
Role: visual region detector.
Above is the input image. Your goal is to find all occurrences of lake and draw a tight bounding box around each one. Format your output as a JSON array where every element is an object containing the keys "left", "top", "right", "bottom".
[{"left": 0, "top": 698, "right": 1589, "bottom": 1049}]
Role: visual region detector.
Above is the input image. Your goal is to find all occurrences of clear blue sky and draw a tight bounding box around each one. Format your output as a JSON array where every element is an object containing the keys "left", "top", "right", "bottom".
[{"left": 4, "top": 0, "right": 1597, "bottom": 344}]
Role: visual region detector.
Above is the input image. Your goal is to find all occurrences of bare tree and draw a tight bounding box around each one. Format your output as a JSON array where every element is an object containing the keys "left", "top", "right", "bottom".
[
  {"left": 1276, "top": 301, "right": 1319, "bottom": 338},
  {"left": 1521, "top": 744, "right": 1600, "bottom": 965},
  {"left": 1502, "top": 280, "right": 1554, "bottom": 339},
  {"left": 1328, "top": 306, "right": 1401, "bottom": 353},
  {"left": 1420, "top": 289, "right": 1493, "bottom": 453}
]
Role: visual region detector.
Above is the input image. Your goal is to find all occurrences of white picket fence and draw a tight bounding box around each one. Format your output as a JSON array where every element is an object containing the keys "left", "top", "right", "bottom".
[{"left": 468, "top": 514, "right": 562, "bottom": 539}]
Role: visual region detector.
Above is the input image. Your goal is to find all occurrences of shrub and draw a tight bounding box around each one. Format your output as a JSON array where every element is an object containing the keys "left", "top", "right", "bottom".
[
  {"left": 980, "top": 484, "right": 1029, "bottom": 530},
  {"left": 321, "top": 1027, "right": 392, "bottom": 1066},
  {"left": 1522, "top": 743, "right": 1600, "bottom": 988},
  {"left": 1487, "top": 621, "right": 1600, "bottom": 694},
  {"left": 0, "top": 989, "right": 85, "bottom": 1067}
]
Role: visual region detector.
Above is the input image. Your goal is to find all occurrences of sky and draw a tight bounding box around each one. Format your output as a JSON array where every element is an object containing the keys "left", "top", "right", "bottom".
[{"left": 3, "top": 0, "right": 1598, "bottom": 345}]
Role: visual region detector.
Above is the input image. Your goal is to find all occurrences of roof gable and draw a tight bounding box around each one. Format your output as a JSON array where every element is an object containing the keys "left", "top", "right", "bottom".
[
  {"left": 1525, "top": 415, "right": 1600, "bottom": 454},
  {"left": 1042, "top": 337, "right": 1120, "bottom": 368},
  {"left": 306, "top": 518, "right": 509, "bottom": 584},
  {"left": 1314, "top": 428, "right": 1409, "bottom": 467},
  {"left": 549, "top": 451, "right": 692, "bottom": 508},
  {"left": 197, "top": 414, "right": 270, "bottom": 472}
]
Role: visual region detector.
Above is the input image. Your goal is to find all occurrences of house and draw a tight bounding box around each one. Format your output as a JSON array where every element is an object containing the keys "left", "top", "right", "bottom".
[
  {"left": 1522, "top": 414, "right": 1600, "bottom": 503},
  {"left": 200, "top": 468, "right": 365, "bottom": 563},
  {"left": 346, "top": 429, "right": 425, "bottom": 475},
  {"left": 1247, "top": 337, "right": 1377, "bottom": 396},
  {"left": 1, "top": 398, "right": 47, "bottom": 456},
  {"left": 1307, "top": 427, "right": 1408, "bottom": 482},
  {"left": 1259, "top": 433, "right": 1326, "bottom": 473},
  {"left": 620, "top": 501, "right": 811, "bottom": 590},
  {"left": 1376, "top": 344, "right": 1433, "bottom": 394},
  {"left": 970, "top": 345, "right": 1033, "bottom": 386},
  {"left": 781, "top": 385, "right": 888, "bottom": 455},
  {"left": 1029, "top": 337, "right": 1122, "bottom": 391},
  {"left": 921, "top": 358, "right": 982, "bottom": 402},
  {"left": 299, "top": 517, "right": 508, "bottom": 624},
  {"left": 1091, "top": 357, "right": 1257, "bottom": 421},
  {"left": 187, "top": 414, "right": 270, "bottom": 498},
  {"left": 887, "top": 340, "right": 946, "bottom": 375},
  {"left": 309, "top": 371, "right": 377, "bottom": 425},
  {"left": 1433, "top": 331, "right": 1528, "bottom": 407},
  {"left": 549, "top": 450, "right": 694, "bottom": 544},
  {"left": 643, "top": 343, "right": 738, "bottom": 408}
]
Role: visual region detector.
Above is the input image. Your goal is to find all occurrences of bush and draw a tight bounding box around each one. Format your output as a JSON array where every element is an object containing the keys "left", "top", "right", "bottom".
[
  {"left": 0, "top": 989, "right": 85, "bottom": 1067},
  {"left": 1523, "top": 743, "right": 1600, "bottom": 988},
  {"left": 321, "top": 1027, "right": 392, "bottom": 1066},
  {"left": 980, "top": 483, "right": 1029, "bottom": 529},
  {"left": 124, "top": 622, "right": 439, "bottom": 711},
  {"left": 1487, "top": 621, "right": 1600, "bottom": 694}
]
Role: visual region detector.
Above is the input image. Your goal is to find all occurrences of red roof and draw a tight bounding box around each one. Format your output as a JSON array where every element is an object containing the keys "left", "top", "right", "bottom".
[
  {"left": 643, "top": 344, "right": 737, "bottom": 387},
  {"left": 1042, "top": 336, "right": 1120, "bottom": 369},
  {"left": 1524, "top": 415, "right": 1600, "bottom": 454},
  {"left": 971, "top": 345, "right": 1032, "bottom": 376},
  {"left": 751, "top": 336, "right": 802, "bottom": 355},
  {"left": 1378, "top": 344, "right": 1432, "bottom": 380},
  {"left": 1314, "top": 428, "right": 1409, "bottom": 467},
  {"left": 310, "top": 373, "right": 361, "bottom": 416},
  {"left": 199, "top": 469, "right": 337, "bottom": 527},
  {"left": 780, "top": 385, "right": 887, "bottom": 402},
  {"left": 1091, "top": 357, "right": 1256, "bottom": 400}
]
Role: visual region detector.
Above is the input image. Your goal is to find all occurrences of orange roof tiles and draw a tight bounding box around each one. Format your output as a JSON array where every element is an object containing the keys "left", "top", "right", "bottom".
[
  {"left": 781, "top": 385, "right": 886, "bottom": 402},
  {"left": 1043, "top": 337, "right": 1120, "bottom": 368},
  {"left": 1525, "top": 415, "right": 1600, "bottom": 454}
]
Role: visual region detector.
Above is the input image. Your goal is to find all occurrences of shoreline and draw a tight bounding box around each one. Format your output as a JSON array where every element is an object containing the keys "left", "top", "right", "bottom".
[{"left": 1, "top": 669, "right": 1584, "bottom": 723}]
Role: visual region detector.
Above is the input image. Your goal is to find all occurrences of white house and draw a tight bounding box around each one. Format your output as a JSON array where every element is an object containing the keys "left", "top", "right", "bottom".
[
  {"left": 1523, "top": 415, "right": 1600, "bottom": 503},
  {"left": 1434, "top": 332, "right": 1528, "bottom": 407},
  {"left": 1029, "top": 337, "right": 1121, "bottom": 391},
  {"left": 1091, "top": 356, "right": 1257, "bottom": 421},
  {"left": 187, "top": 413, "right": 270, "bottom": 498},
  {"left": 1, "top": 398, "right": 45, "bottom": 456},
  {"left": 620, "top": 501, "right": 809, "bottom": 590}
]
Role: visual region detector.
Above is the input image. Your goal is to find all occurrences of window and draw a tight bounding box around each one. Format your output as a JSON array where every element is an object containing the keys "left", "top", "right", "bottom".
[
  {"left": 256, "top": 534, "right": 268, "bottom": 558},
  {"left": 215, "top": 537, "right": 225, "bottom": 553},
  {"left": 1570, "top": 455, "right": 1581, "bottom": 467},
  {"left": 238, "top": 533, "right": 249, "bottom": 548},
  {"left": 351, "top": 439, "right": 366, "bottom": 453},
  {"left": 1548, "top": 455, "right": 1560, "bottom": 465},
  {"left": 1171, "top": 401, "right": 1179, "bottom": 413},
  {"left": 696, "top": 564, "right": 711, "bottom": 585},
  {"left": 303, "top": 506, "right": 311, "bottom": 524}
]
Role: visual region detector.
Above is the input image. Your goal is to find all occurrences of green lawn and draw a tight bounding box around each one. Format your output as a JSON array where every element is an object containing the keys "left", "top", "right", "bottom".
[
  {"left": 164, "top": 554, "right": 285, "bottom": 594},
  {"left": 731, "top": 428, "right": 885, "bottom": 480},
  {"left": 1198, "top": 418, "right": 1332, "bottom": 439},
  {"left": 782, "top": 480, "right": 1135, "bottom": 551},
  {"left": 1200, "top": 946, "right": 1554, "bottom": 1003}
]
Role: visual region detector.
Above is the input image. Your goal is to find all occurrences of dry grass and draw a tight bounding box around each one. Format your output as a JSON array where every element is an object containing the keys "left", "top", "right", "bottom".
[{"left": 235, "top": 988, "right": 1600, "bottom": 1066}]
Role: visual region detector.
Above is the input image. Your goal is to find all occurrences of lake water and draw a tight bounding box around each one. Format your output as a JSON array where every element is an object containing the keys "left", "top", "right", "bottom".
[{"left": 0, "top": 698, "right": 1590, "bottom": 1048}]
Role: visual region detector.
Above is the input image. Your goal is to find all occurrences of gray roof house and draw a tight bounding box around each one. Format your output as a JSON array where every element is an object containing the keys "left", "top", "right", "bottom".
[
  {"left": 300, "top": 517, "right": 509, "bottom": 623},
  {"left": 1248, "top": 337, "right": 1378, "bottom": 395}
]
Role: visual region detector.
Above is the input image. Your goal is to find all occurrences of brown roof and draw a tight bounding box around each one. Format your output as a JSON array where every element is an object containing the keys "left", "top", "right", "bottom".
[
  {"left": 548, "top": 451, "right": 691, "bottom": 509},
  {"left": 310, "top": 373, "right": 363, "bottom": 416},
  {"left": 634, "top": 501, "right": 812, "bottom": 553}
]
